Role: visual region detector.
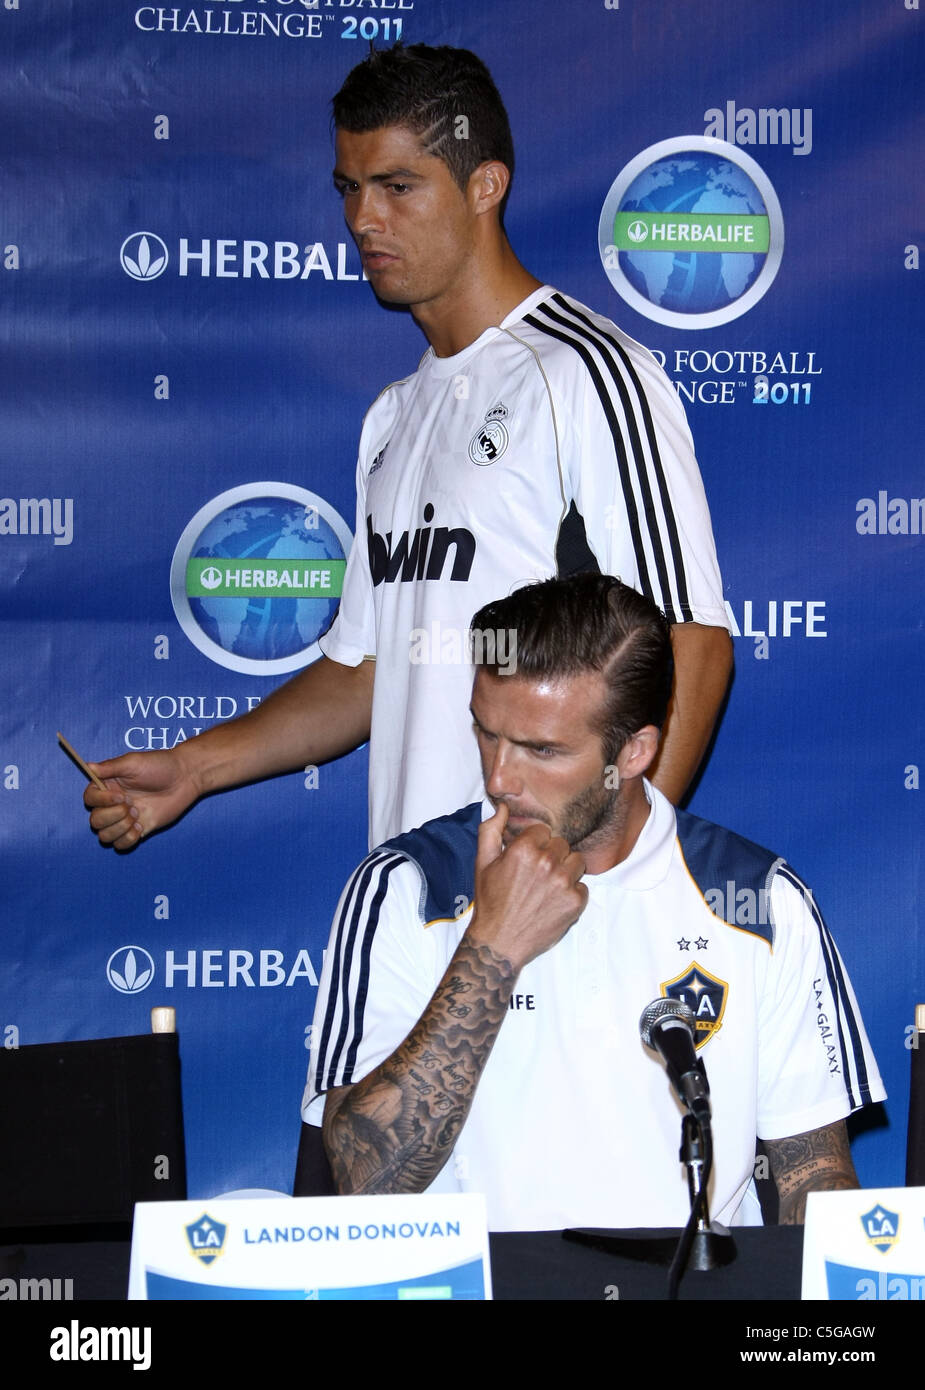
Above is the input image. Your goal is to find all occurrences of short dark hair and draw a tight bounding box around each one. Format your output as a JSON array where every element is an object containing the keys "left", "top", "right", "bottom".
[
  {"left": 332, "top": 44, "right": 515, "bottom": 202},
  {"left": 471, "top": 574, "right": 674, "bottom": 762}
]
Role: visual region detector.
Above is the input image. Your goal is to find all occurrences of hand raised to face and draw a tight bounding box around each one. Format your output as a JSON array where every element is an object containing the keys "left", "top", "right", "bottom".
[{"left": 466, "top": 802, "right": 588, "bottom": 974}]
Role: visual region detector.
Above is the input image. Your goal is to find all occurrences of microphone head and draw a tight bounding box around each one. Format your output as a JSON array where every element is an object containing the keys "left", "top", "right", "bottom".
[{"left": 639, "top": 996, "right": 695, "bottom": 1049}]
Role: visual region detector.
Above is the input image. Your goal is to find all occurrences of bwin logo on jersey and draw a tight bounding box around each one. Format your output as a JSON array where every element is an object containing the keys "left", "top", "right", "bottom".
[
  {"left": 367, "top": 503, "right": 476, "bottom": 586},
  {"left": 106, "top": 946, "right": 155, "bottom": 995},
  {"left": 186, "top": 1214, "right": 227, "bottom": 1266},
  {"left": 661, "top": 964, "right": 728, "bottom": 1047},
  {"left": 861, "top": 1205, "right": 900, "bottom": 1255},
  {"left": 120, "top": 232, "right": 169, "bottom": 281}
]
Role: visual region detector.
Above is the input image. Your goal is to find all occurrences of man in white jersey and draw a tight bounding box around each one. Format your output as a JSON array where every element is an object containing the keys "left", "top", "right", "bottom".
[
  {"left": 85, "top": 45, "right": 732, "bottom": 852},
  {"left": 305, "top": 575, "right": 884, "bottom": 1230}
]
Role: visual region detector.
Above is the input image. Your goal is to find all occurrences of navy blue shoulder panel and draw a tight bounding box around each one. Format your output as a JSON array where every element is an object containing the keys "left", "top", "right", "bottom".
[
  {"left": 674, "top": 808, "right": 784, "bottom": 946},
  {"left": 380, "top": 802, "right": 481, "bottom": 924}
]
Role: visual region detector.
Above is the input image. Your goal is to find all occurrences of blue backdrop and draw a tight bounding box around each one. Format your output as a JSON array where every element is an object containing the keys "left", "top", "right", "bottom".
[{"left": 2, "top": 0, "right": 921, "bottom": 1200}]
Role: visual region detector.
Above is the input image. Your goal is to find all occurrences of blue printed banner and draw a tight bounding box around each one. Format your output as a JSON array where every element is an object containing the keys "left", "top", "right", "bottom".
[{"left": 1, "top": 0, "right": 920, "bottom": 1202}]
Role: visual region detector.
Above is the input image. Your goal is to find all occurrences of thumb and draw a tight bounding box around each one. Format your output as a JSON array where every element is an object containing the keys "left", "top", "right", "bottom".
[
  {"left": 476, "top": 801, "right": 508, "bottom": 872},
  {"left": 88, "top": 753, "right": 143, "bottom": 788}
]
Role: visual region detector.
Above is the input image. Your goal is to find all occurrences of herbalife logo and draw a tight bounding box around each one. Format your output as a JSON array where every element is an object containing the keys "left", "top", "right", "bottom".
[
  {"left": 107, "top": 946, "right": 155, "bottom": 994},
  {"left": 106, "top": 947, "right": 320, "bottom": 989},
  {"left": 120, "top": 233, "right": 169, "bottom": 282},
  {"left": 598, "top": 136, "right": 784, "bottom": 330},
  {"left": 185, "top": 557, "right": 343, "bottom": 598},
  {"left": 118, "top": 234, "right": 363, "bottom": 282},
  {"left": 170, "top": 483, "right": 352, "bottom": 676}
]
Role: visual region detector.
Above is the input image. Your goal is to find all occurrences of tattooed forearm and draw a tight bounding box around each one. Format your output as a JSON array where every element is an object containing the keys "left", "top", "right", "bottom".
[
  {"left": 322, "top": 938, "right": 516, "bottom": 1196},
  {"left": 765, "top": 1121, "right": 859, "bottom": 1225}
]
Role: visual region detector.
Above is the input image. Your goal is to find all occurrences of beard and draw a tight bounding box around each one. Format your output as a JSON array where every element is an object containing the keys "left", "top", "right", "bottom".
[
  {"left": 496, "top": 775, "right": 627, "bottom": 855},
  {"left": 556, "top": 777, "right": 628, "bottom": 854}
]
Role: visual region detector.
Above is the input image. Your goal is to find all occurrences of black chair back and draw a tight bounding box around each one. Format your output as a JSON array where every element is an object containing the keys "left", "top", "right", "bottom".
[{"left": 0, "top": 1031, "right": 186, "bottom": 1231}]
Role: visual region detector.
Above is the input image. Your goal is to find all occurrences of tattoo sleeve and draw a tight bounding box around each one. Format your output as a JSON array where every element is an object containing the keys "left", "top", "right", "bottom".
[
  {"left": 322, "top": 937, "right": 516, "bottom": 1196},
  {"left": 765, "top": 1121, "right": 859, "bottom": 1225}
]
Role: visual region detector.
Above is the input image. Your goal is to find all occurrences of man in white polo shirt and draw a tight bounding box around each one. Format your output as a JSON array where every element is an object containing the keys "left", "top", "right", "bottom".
[{"left": 304, "top": 573, "right": 884, "bottom": 1231}]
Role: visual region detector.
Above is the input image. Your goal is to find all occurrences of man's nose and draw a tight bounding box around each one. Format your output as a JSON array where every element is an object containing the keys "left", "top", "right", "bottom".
[
  {"left": 485, "top": 742, "right": 522, "bottom": 800},
  {"left": 349, "top": 186, "right": 384, "bottom": 237}
]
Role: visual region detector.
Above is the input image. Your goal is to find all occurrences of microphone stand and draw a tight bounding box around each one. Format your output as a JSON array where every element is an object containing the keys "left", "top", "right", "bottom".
[
  {"left": 666, "top": 1112, "right": 736, "bottom": 1298},
  {"left": 564, "top": 1067, "right": 737, "bottom": 1295}
]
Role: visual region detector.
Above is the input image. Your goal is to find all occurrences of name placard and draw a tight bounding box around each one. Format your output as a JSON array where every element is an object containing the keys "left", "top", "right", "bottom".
[
  {"left": 128, "top": 1193, "right": 491, "bottom": 1300},
  {"left": 802, "top": 1186, "right": 925, "bottom": 1300}
]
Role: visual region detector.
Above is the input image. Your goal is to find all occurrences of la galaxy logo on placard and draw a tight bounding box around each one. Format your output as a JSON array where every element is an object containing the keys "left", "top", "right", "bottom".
[
  {"left": 861, "top": 1205, "right": 900, "bottom": 1255},
  {"left": 186, "top": 1213, "right": 228, "bottom": 1266},
  {"left": 660, "top": 964, "right": 728, "bottom": 1047}
]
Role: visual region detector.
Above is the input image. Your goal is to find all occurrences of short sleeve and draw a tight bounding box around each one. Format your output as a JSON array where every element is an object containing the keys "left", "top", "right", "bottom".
[
  {"left": 318, "top": 453, "right": 375, "bottom": 666},
  {"left": 565, "top": 325, "right": 729, "bottom": 630},
  {"left": 756, "top": 869, "right": 886, "bottom": 1141},
  {"left": 302, "top": 851, "right": 444, "bottom": 1126}
]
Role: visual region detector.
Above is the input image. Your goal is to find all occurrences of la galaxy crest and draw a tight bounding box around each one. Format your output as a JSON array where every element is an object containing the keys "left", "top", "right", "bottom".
[
  {"left": 861, "top": 1204, "right": 900, "bottom": 1254},
  {"left": 660, "top": 963, "right": 728, "bottom": 1047},
  {"left": 185, "top": 1212, "right": 227, "bottom": 1266}
]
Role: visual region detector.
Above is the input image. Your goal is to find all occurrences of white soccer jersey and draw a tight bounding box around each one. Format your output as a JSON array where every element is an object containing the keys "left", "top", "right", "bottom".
[
  {"left": 320, "top": 287, "right": 729, "bottom": 846},
  {"left": 304, "top": 787, "right": 885, "bottom": 1233}
]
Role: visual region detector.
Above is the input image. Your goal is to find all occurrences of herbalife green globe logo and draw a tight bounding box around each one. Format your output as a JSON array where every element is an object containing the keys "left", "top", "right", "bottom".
[
  {"left": 599, "top": 136, "right": 784, "bottom": 329},
  {"left": 170, "top": 483, "right": 352, "bottom": 675}
]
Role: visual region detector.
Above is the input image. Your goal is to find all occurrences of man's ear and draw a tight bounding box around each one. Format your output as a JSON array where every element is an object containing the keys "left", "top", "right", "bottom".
[
  {"left": 469, "top": 160, "right": 510, "bottom": 216},
  {"left": 616, "top": 726, "right": 660, "bottom": 782}
]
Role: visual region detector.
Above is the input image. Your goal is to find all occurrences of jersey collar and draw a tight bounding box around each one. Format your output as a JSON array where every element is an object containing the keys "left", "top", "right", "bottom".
[
  {"left": 589, "top": 782, "right": 677, "bottom": 893},
  {"left": 421, "top": 286, "right": 557, "bottom": 379}
]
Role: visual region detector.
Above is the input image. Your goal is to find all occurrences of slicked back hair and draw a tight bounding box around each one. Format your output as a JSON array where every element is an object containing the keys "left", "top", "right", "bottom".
[
  {"left": 471, "top": 574, "right": 674, "bottom": 763},
  {"left": 332, "top": 44, "right": 515, "bottom": 211}
]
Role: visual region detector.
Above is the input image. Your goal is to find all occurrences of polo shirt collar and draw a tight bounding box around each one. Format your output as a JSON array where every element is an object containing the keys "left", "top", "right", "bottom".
[{"left": 587, "top": 781, "right": 677, "bottom": 893}]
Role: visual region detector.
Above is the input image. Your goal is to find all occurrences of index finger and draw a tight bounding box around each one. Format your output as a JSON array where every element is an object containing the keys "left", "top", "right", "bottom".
[
  {"left": 83, "top": 780, "right": 131, "bottom": 810},
  {"left": 476, "top": 801, "right": 509, "bottom": 870}
]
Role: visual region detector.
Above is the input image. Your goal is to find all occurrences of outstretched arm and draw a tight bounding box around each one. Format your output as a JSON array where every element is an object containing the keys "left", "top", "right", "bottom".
[
  {"left": 648, "top": 621, "right": 733, "bottom": 804},
  {"left": 84, "top": 655, "right": 374, "bottom": 850},
  {"left": 764, "top": 1120, "right": 859, "bottom": 1225},
  {"left": 322, "top": 804, "right": 587, "bottom": 1195}
]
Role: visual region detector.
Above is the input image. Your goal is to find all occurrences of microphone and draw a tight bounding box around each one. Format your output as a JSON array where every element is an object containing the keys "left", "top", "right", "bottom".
[{"left": 639, "top": 997, "right": 711, "bottom": 1123}]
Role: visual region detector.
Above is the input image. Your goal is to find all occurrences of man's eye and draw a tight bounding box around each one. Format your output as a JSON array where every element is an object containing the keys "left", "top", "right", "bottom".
[
  {"left": 333, "top": 182, "right": 357, "bottom": 198},
  {"left": 388, "top": 183, "right": 410, "bottom": 195}
]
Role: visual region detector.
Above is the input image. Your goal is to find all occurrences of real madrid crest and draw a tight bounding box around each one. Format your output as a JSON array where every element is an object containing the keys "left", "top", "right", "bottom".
[{"left": 468, "top": 402, "right": 510, "bottom": 466}]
